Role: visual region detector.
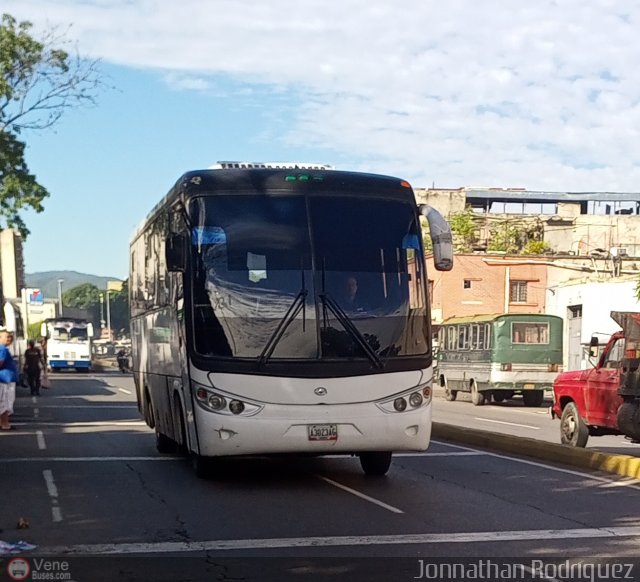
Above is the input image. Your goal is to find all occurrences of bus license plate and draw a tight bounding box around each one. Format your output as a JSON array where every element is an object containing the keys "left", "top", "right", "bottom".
[
  {"left": 308, "top": 424, "right": 338, "bottom": 441},
  {"left": 523, "top": 383, "right": 535, "bottom": 390},
  {"left": 67, "top": 361, "right": 75, "bottom": 366}
]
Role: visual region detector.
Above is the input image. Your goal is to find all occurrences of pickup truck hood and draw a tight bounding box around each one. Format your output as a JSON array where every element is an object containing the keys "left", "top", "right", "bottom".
[{"left": 554, "top": 369, "right": 587, "bottom": 384}]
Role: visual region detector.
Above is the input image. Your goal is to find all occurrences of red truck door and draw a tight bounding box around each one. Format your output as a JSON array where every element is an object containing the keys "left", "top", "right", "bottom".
[{"left": 584, "top": 335, "right": 624, "bottom": 427}]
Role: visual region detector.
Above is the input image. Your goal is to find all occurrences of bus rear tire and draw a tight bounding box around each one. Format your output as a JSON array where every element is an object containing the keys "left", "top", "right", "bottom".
[
  {"left": 560, "top": 402, "right": 589, "bottom": 447},
  {"left": 470, "top": 381, "right": 486, "bottom": 406},
  {"left": 492, "top": 392, "right": 506, "bottom": 403},
  {"left": 522, "top": 390, "right": 544, "bottom": 407},
  {"left": 359, "top": 451, "right": 392, "bottom": 476}
]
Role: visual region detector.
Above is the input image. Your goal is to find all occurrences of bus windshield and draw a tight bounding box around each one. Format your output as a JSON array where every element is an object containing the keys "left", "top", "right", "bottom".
[{"left": 189, "top": 193, "right": 428, "bottom": 363}]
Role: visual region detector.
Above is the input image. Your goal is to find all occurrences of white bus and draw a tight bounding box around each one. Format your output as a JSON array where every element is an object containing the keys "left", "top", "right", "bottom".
[
  {"left": 40, "top": 318, "right": 94, "bottom": 371},
  {"left": 130, "top": 162, "right": 453, "bottom": 477}
]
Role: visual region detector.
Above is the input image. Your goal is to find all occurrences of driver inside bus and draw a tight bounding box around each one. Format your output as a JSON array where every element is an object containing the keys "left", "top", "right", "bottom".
[{"left": 340, "top": 275, "right": 368, "bottom": 312}]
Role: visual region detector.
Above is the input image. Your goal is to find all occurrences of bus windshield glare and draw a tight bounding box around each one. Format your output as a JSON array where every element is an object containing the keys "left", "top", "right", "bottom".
[{"left": 189, "top": 193, "right": 428, "bottom": 363}]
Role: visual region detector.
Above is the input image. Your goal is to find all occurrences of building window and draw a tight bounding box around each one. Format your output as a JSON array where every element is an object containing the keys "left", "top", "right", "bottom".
[
  {"left": 463, "top": 279, "right": 471, "bottom": 289},
  {"left": 510, "top": 280, "right": 528, "bottom": 303}
]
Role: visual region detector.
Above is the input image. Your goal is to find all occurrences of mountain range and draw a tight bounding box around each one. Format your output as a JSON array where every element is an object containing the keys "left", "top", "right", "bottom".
[{"left": 25, "top": 271, "right": 123, "bottom": 300}]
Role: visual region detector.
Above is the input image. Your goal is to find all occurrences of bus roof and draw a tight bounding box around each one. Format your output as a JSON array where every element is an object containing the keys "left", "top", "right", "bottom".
[
  {"left": 131, "top": 166, "right": 414, "bottom": 243},
  {"left": 441, "top": 313, "right": 562, "bottom": 325}
]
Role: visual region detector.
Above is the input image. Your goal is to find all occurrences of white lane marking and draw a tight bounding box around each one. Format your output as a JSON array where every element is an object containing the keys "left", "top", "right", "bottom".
[
  {"left": 33, "top": 405, "right": 137, "bottom": 409},
  {"left": 313, "top": 474, "right": 404, "bottom": 514},
  {"left": 31, "top": 396, "right": 37, "bottom": 404},
  {"left": 473, "top": 417, "right": 540, "bottom": 430},
  {"left": 36, "top": 430, "right": 46, "bottom": 450},
  {"left": 322, "top": 451, "right": 484, "bottom": 458},
  {"left": 0, "top": 457, "right": 181, "bottom": 463},
  {"left": 43, "top": 469, "right": 63, "bottom": 522},
  {"left": 51, "top": 506, "right": 63, "bottom": 522},
  {"left": 43, "top": 469, "right": 59, "bottom": 497},
  {"left": 38, "top": 525, "right": 640, "bottom": 555},
  {"left": 432, "top": 440, "right": 640, "bottom": 489},
  {"left": 119, "top": 388, "right": 132, "bottom": 395},
  {"left": 33, "top": 408, "right": 39, "bottom": 419},
  {"left": 12, "top": 421, "right": 146, "bottom": 427}
]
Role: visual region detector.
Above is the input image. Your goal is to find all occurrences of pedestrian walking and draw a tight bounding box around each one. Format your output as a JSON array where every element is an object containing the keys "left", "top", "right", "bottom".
[
  {"left": 24, "top": 339, "right": 45, "bottom": 396},
  {"left": 0, "top": 329, "right": 18, "bottom": 430}
]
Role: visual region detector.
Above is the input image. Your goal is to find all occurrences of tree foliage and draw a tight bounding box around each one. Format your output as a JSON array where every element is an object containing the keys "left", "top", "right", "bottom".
[
  {"left": 448, "top": 206, "right": 478, "bottom": 252},
  {"left": 62, "top": 281, "right": 130, "bottom": 338},
  {"left": 0, "top": 13, "right": 103, "bottom": 237}
]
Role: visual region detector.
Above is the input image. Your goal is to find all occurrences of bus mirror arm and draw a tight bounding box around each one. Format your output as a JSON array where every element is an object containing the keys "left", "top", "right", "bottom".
[
  {"left": 418, "top": 205, "right": 454, "bottom": 272},
  {"left": 166, "top": 233, "right": 187, "bottom": 273}
]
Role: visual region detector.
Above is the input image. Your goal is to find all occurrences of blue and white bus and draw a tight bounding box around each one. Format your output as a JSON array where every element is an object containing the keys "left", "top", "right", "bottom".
[
  {"left": 130, "top": 162, "right": 453, "bottom": 476},
  {"left": 40, "top": 318, "right": 94, "bottom": 371}
]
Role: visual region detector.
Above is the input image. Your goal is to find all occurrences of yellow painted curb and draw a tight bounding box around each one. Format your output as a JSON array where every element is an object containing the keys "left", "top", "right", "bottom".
[{"left": 432, "top": 422, "right": 640, "bottom": 481}]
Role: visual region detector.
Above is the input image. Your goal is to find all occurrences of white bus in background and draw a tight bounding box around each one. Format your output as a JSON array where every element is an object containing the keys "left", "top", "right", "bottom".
[
  {"left": 130, "top": 162, "right": 453, "bottom": 477},
  {"left": 40, "top": 318, "right": 94, "bottom": 372}
]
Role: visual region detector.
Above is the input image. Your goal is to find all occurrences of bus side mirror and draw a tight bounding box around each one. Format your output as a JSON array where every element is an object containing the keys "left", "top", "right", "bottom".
[
  {"left": 419, "top": 204, "right": 454, "bottom": 271},
  {"left": 40, "top": 322, "right": 49, "bottom": 339},
  {"left": 166, "top": 233, "right": 187, "bottom": 272},
  {"left": 588, "top": 336, "right": 599, "bottom": 358}
]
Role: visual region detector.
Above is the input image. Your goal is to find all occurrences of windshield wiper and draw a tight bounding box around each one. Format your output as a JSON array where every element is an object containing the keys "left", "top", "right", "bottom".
[
  {"left": 258, "top": 267, "right": 308, "bottom": 368},
  {"left": 318, "top": 291, "right": 384, "bottom": 369}
]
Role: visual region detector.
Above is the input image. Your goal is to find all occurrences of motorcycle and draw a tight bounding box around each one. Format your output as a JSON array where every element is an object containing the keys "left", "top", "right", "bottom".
[{"left": 116, "top": 352, "right": 130, "bottom": 373}]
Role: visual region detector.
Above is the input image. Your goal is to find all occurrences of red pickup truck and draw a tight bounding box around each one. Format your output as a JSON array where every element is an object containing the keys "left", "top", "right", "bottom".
[{"left": 550, "top": 311, "right": 640, "bottom": 447}]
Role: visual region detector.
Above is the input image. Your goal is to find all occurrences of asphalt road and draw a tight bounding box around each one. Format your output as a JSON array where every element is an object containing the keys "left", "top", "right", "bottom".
[
  {"left": 432, "top": 387, "right": 640, "bottom": 457},
  {"left": 1, "top": 373, "right": 640, "bottom": 581}
]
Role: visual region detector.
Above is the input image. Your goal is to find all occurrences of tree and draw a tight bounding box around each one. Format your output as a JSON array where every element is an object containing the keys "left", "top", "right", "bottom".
[
  {"left": 108, "top": 280, "right": 130, "bottom": 337},
  {"left": 0, "top": 13, "right": 103, "bottom": 236},
  {"left": 448, "top": 206, "right": 478, "bottom": 252},
  {"left": 62, "top": 283, "right": 101, "bottom": 327}
]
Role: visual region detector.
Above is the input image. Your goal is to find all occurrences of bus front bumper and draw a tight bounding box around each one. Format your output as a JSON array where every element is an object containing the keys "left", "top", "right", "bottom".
[{"left": 192, "top": 402, "right": 432, "bottom": 458}]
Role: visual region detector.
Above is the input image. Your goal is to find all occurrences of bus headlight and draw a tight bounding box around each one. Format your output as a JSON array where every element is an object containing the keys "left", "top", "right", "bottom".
[
  {"left": 409, "top": 392, "right": 423, "bottom": 408},
  {"left": 376, "top": 381, "right": 432, "bottom": 413},
  {"left": 208, "top": 395, "right": 226, "bottom": 410},
  {"left": 393, "top": 398, "right": 407, "bottom": 412},
  {"left": 193, "top": 383, "right": 263, "bottom": 416},
  {"left": 547, "top": 363, "right": 559, "bottom": 372},
  {"left": 229, "top": 400, "right": 245, "bottom": 415}
]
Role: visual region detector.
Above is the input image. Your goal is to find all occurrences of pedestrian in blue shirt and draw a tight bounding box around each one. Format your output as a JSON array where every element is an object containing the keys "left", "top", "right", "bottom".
[{"left": 0, "top": 329, "right": 18, "bottom": 430}]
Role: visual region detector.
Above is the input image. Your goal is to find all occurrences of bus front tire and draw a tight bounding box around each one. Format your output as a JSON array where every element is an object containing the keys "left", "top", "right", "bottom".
[
  {"left": 155, "top": 429, "right": 175, "bottom": 454},
  {"left": 191, "top": 454, "right": 213, "bottom": 478},
  {"left": 359, "top": 451, "right": 392, "bottom": 476},
  {"left": 560, "top": 402, "right": 589, "bottom": 447},
  {"left": 470, "top": 382, "right": 486, "bottom": 406},
  {"left": 522, "top": 390, "right": 545, "bottom": 407}
]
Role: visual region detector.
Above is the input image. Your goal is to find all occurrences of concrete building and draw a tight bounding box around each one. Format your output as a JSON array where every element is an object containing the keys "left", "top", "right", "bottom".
[{"left": 0, "top": 229, "right": 25, "bottom": 299}]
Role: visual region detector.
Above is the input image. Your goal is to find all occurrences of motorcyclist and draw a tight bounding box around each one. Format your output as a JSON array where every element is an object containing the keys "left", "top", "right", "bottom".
[{"left": 116, "top": 348, "right": 129, "bottom": 372}]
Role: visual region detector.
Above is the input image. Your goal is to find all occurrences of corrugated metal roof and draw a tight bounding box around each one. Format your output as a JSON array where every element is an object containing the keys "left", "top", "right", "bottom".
[{"left": 465, "top": 189, "right": 640, "bottom": 203}]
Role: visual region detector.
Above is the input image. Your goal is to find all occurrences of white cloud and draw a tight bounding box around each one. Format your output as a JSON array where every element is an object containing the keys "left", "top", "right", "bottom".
[{"left": 5, "top": 0, "right": 640, "bottom": 190}]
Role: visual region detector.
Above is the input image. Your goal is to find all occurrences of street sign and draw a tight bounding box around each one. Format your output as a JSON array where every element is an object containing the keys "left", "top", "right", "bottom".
[{"left": 27, "top": 288, "right": 44, "bottom": 305}]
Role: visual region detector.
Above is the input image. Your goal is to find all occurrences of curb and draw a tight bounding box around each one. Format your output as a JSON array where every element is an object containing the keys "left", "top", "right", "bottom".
[{"left": 432, "top": 422, "right": 640, "bottom": 481}]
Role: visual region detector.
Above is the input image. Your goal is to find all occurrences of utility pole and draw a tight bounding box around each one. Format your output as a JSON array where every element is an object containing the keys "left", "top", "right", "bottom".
[
  {"left": 106, "top": 290, "right": 112, "bottom": 341},
  {"left": 57, "top": 279, "right": 64, "bottom": 316}
]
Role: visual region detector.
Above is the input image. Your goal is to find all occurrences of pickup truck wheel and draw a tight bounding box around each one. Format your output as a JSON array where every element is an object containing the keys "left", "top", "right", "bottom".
[{"left": 560, "top": 402, "right": 589, "bottom": 447}]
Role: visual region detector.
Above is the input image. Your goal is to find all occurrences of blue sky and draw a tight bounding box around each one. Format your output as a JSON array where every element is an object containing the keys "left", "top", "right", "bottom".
[{"left": 5, "top": 0, "right": 640, "bottom": 280}]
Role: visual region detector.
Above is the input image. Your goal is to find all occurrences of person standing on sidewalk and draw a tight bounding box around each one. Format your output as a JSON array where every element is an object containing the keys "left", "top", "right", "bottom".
[
  {"left": 24, "top": 339, "right": 45, "bottom": 396},
  {"left": 0, "top": 330, "right": 18, "bottom": 430}
]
